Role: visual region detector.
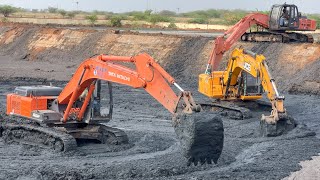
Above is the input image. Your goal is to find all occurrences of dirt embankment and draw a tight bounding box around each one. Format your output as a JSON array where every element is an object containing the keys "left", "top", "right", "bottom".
[{"left": 0, "top": 24, "right": 319, "bottom": 94}]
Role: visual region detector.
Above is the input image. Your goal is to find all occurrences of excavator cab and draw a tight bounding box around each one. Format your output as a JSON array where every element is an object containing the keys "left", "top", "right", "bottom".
[{"left": 269, "top": 4, "right": 300, "bottom": 31}]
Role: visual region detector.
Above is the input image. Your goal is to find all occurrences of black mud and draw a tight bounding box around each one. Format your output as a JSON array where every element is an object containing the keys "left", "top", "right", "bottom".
[{"left": 0, "top": 80, "right": 320, "bottom": 180}]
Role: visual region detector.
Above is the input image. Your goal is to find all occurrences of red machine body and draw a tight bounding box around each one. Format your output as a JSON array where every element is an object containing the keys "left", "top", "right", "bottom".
[{"left": 205, "top": 4, "right": 317, "bottom": 74}]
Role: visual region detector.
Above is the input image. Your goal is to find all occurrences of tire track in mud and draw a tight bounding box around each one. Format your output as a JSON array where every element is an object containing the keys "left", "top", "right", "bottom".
[{"left": 0, "top": 135, "right": 179, "bottom": 166}]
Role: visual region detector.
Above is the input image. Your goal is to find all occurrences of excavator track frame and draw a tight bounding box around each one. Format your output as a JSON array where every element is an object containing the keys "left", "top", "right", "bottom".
[
  {"left": 241, "top": 31, "right": 314, "bottom": 43},
  {"left": 0, "top": 120, "right": 129, "bottom": 152},
  {"left": 1, "top": 122, "right": 77, "bottom": 152},
  {"left": 64, "top": 124, "right": 129, "bottom": 145},
  {"left": 200, "top": 102, "right": 252, "bottom": 120}
]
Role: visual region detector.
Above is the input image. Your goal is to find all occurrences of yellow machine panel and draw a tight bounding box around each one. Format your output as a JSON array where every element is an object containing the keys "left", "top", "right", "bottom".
[{"left": 199, "top": 72, "right": 224, "bottom": 98}]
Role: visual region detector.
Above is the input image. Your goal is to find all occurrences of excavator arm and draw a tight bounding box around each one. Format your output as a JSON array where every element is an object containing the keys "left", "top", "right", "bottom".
[
  {"left": 242, "top": 50, "right": 286, "bottom": 124},
  {"left": 57, "top": 54, "right": 200, "bottom": 123},
  {"left": 223, "top": 48, "right": 287, "bottom": 123}
]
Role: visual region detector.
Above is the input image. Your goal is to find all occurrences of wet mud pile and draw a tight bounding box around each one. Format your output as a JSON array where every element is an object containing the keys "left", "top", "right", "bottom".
[{"left": 0, "top": 24, "right": 319, "bottom": 179}]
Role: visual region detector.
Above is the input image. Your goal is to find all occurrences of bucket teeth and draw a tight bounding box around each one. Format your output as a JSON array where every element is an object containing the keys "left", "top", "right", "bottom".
[
  {"left": 173, "top": 111, "right": 224, "bottom": 166},
  {"left": 200, "top": 157, "right": 206, "bottom": 165},
  {"left": 260, "top": 114, "right": 296, "bottom": 137}
]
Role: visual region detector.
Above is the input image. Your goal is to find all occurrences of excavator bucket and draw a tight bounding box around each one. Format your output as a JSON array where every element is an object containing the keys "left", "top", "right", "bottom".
[
  {"left": 260, "top": 112, "right": 296, "bottom": 137},
  {"left": 173, "top": 111, "right": 224, "bottom": 166}
]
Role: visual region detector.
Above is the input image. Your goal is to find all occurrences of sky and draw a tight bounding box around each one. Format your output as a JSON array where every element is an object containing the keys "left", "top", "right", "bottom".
[{"left": 0, "top": 0, "right": 318, "bottom": 14}]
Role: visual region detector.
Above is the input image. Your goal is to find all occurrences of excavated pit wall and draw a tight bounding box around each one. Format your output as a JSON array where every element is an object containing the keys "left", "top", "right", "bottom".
[{"left": 0, "top": 24, "right": 319, "bottom": 94}]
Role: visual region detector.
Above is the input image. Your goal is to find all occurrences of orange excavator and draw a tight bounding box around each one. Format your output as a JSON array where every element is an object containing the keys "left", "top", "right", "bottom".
[
  {"left": 206, "top": 4, "right": 317, "bottom": 73},
  {"left": 1, "top": 53, "right": 224, "bottom": 165}
]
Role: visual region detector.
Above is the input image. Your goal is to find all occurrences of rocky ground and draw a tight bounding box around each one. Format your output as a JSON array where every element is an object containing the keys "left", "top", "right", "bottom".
[{"left": 0, "top": 23, "right": 319, "bottom": 179}]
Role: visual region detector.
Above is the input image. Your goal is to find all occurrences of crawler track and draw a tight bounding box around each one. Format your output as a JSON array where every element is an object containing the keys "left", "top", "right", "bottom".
[
  {"left": 98, "top": 124, "right": 129, "bottom": 144},
  {"left": 1, "top": 122, "right": 77, "bottom": 152},
  {"left": 241, "top": 32, "right": 314, "bottom": 43},
  {"left": 200, "top": 102, "right": 252, "bottom": 120}
]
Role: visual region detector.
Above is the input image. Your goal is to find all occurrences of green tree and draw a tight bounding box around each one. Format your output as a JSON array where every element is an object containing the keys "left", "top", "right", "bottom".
[
  {"left": 309, "top": 14, "right": 320, "bottom": 29},
  {"left": 0, "top": 5, "right": 17, "bottom": 17},
  {"left": 129, "top": 10, "right": 154, "bottom": 21},
  {"left": 48, "top": 7, "right": 58, "bottom": 13},
  {"left": 159, "top": 10, "right": 176, "bottom": 17},
  {"left": 31, "top": 9, "right": 39, "bottom": 13},
  {"left": 188, "top": 17, "right": 209, "bottom": 24},
  {"left": 110, "top": 16, "right": 123, "bottom": 27},
  {"left": 67, "top": 11, "right": 77, "bottom": 19},
  {"left": 86, "top": 14, "right": 98, "bottom": 25},
  {"left": 181, "top": 9, "right": 222, "bottom": 19},
  {"left": 148, "top": 14, "right": 172, "bottom": 25},
  {"left": 168, "top": 22, "right": 177, "bottom": 29},
  {"left": 132, "top": 11, "right": 148, "bottom": 21},
  {"left": 223, "top": 12, "right": 246, "bottom": 25},
  {"left": 144, "top": 10, "right": 152, "bottom": 16},
  {"left": 58, "top": 9, "right": 67, "bottom": 17}
]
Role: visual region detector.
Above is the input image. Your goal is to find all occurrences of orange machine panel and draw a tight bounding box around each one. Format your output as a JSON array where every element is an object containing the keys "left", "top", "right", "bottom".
[
  {"left": 6, "top": 94, "right": 48, "bottom": 118},
  {"left": 299, "top": 18, "right": 317, "bottom": 31}
]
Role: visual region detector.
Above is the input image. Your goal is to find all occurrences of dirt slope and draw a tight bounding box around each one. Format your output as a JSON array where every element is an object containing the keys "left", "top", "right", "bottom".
[{"left": 0, "top": 24, "right": 319, "bottom": 93}]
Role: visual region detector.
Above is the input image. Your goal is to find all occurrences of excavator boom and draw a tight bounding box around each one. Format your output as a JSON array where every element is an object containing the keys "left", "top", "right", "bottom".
[{"left": 57, "top": 54, "right": 181, "bottom": 119}]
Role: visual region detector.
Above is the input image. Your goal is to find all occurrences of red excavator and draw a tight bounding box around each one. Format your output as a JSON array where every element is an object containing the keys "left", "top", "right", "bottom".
[
  {"left": 205, "top": 3, "right": 317, "bottom": 73},
  {"left": 1, "top": 53, "right": 224, "bottom": 166}
]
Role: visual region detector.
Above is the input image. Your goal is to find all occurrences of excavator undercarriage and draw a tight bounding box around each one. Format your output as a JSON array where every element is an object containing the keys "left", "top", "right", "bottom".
[{"left": 241, "top": 31, "right": 314, "bottom": 43}]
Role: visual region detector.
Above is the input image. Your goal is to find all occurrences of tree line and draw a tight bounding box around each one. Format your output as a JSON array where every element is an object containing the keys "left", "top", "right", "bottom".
[{"left": 0, "top": 5, "right": 319, "bottom": 28}]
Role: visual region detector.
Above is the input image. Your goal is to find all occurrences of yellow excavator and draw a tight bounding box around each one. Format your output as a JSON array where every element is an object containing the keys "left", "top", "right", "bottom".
[{"left": 199, "top": 48, "right": 296, "bottom": 136}]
